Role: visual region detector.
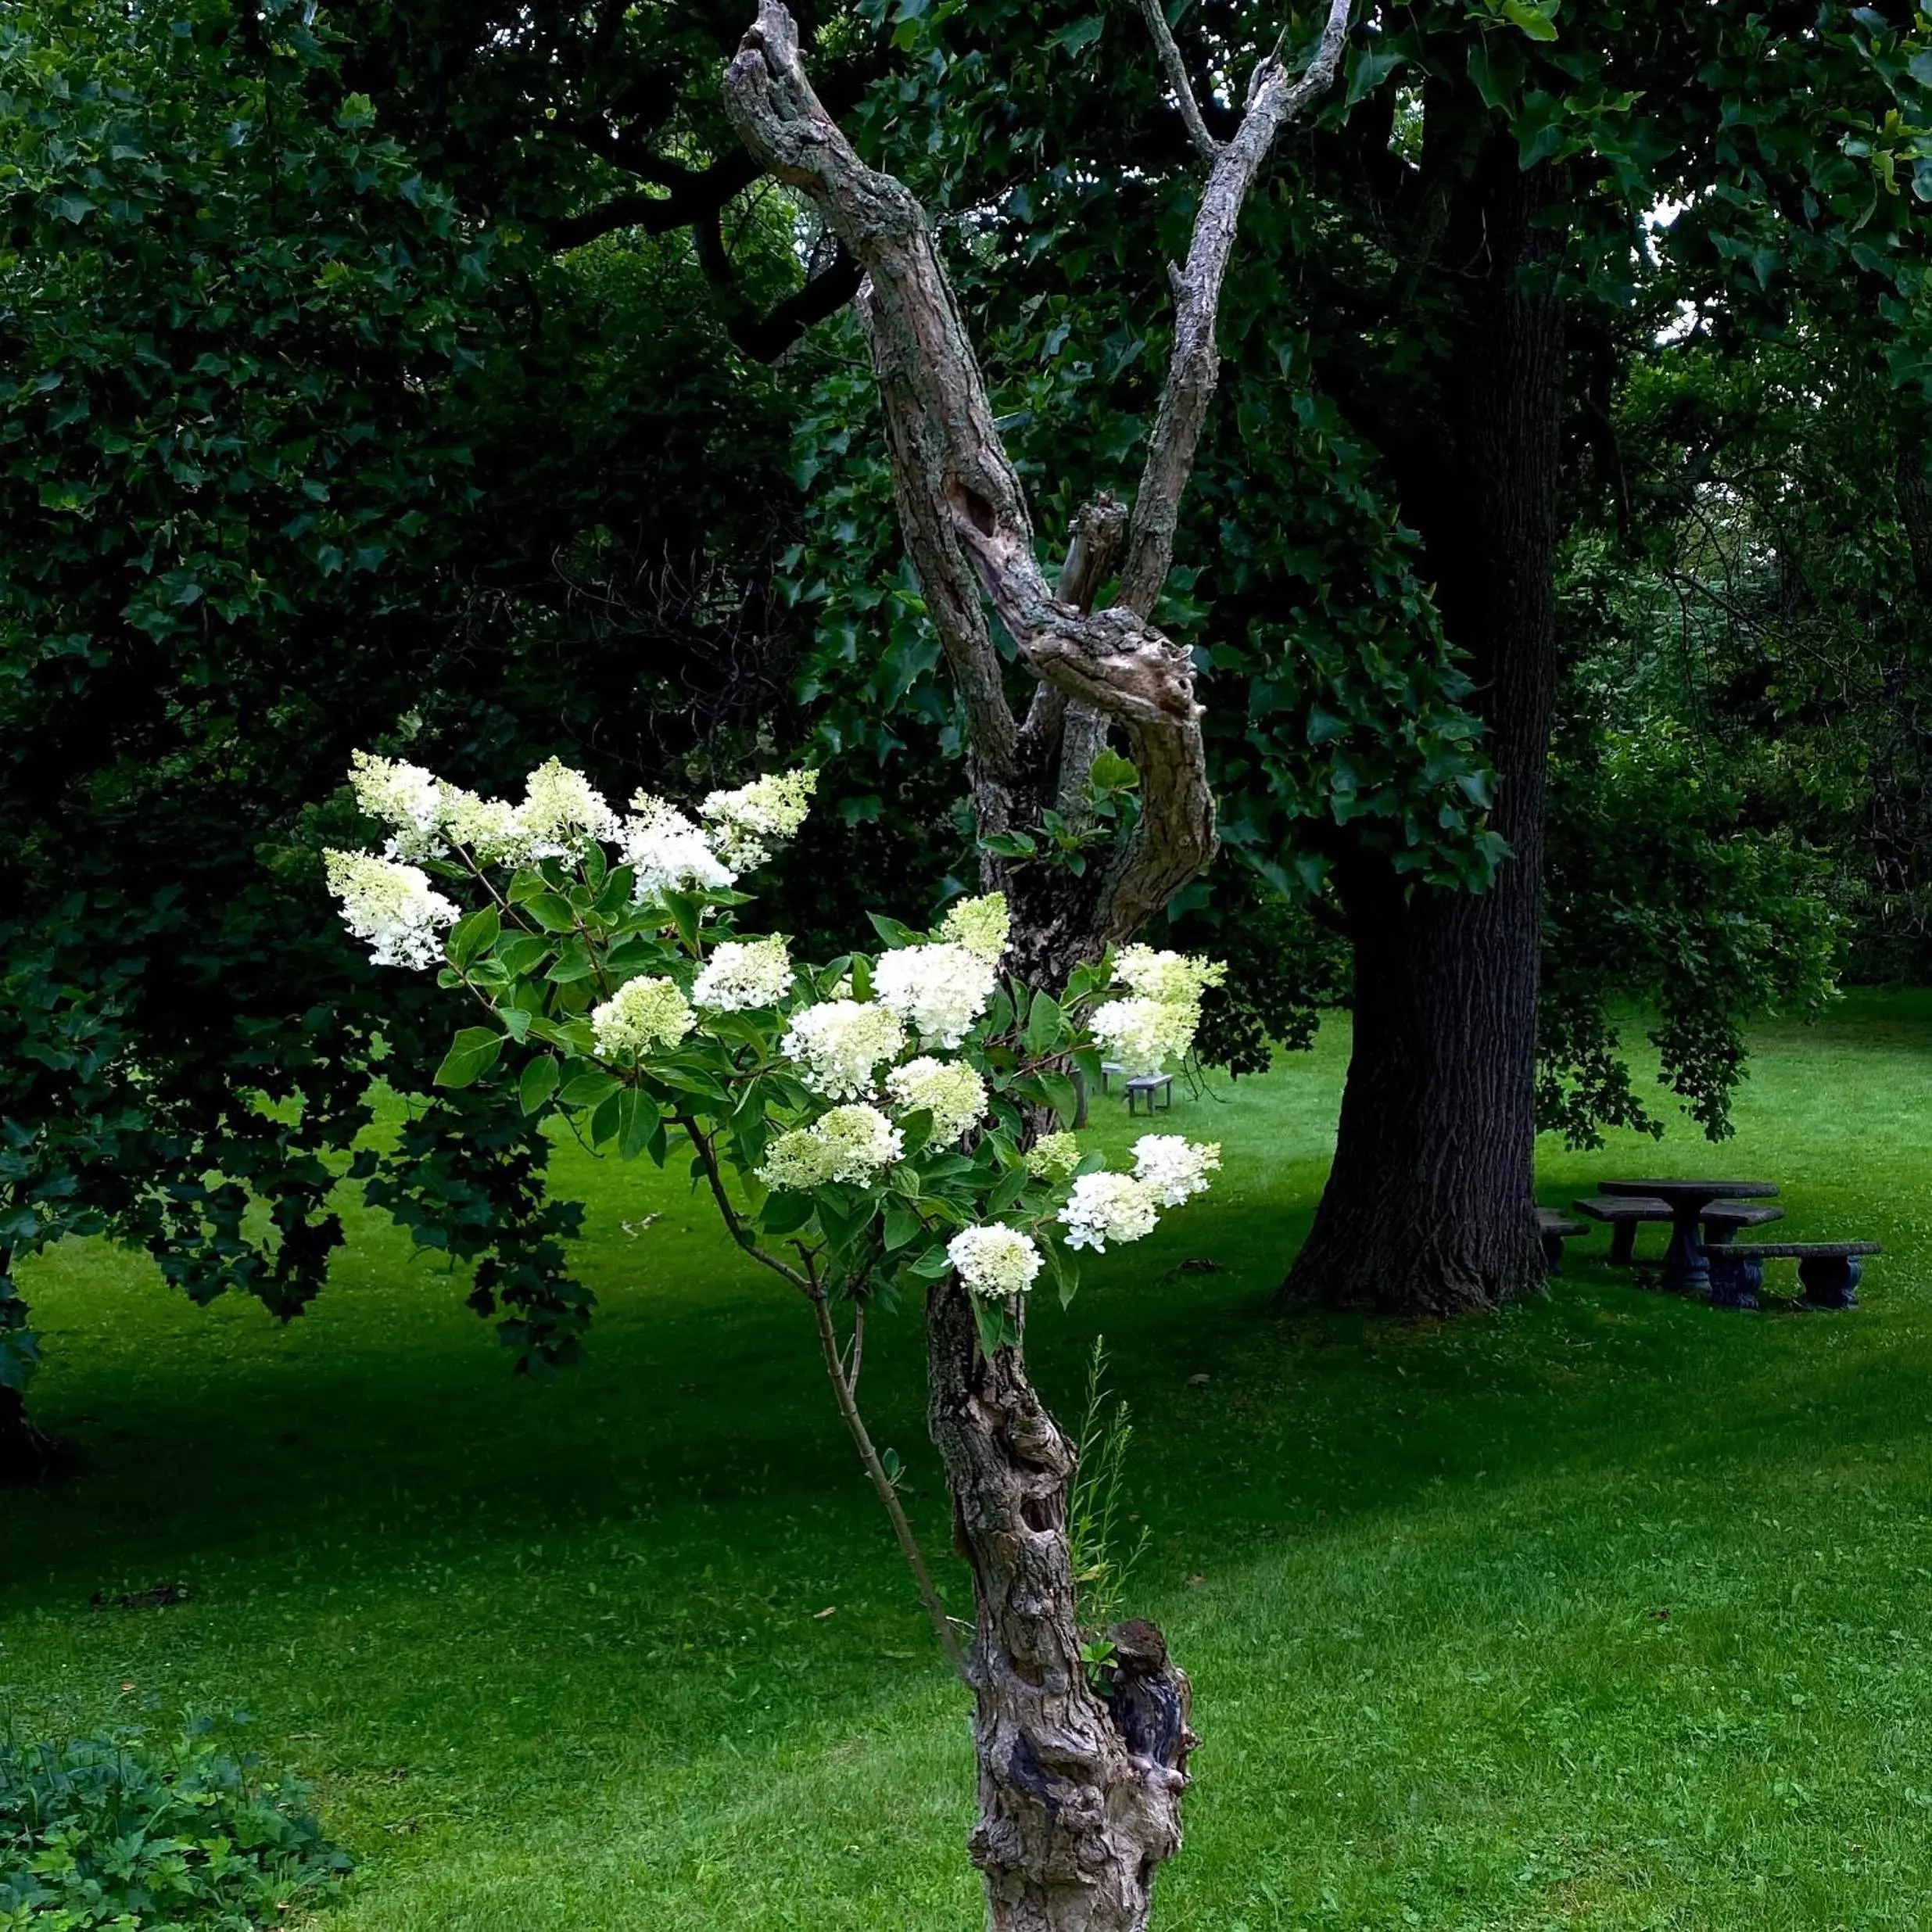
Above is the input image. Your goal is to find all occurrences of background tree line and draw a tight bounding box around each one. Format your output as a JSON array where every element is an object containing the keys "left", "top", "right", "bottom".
[{"left": 5, "top": 0, "right": 1929, "bottom": 1475}]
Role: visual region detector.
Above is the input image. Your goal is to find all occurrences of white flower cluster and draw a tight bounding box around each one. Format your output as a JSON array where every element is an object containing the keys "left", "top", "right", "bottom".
[
  {"left": 342, "top": 753, "right": 821, "bottom": 888},
  {"left": 1058, "top": 1171, "right": 1162, "bottom": 1253},
  {"left": 948, "top": 1224, "right": 1044, "bottom": 1299},
  {"left": 886, "top": 1056, "right": 988, "bottom": 1144},
  {"left": 1113, "top": 945, "right": 1227, "bottom": 1007},
  {"left": 517, "top": 758, "right": 621, "bottom": 860},
  {"left": 698, "top": 770, "right": 818, "bottom": 870},
  {"left": 324, "top": 851, "right": 460, "bottom": 969},
  {"left": 939, "top": 893, "right": 1010, "bottom": 965},
  {"left": 1088, "top": 997, "right": 1203, "bottom": 1077},
  {"left": 349, "top": 751, "right": 445, "bottom": 860},
  {"left": 692, "top": 935, "right": 794, "bottom": 1012},
  {"left": 781, "top": 1000, "right": 906, "bottom": 1099},
  {"left": 1132, "top": 1134, "right": 1222, "bottom": 1206},
  {"left": 621, "top": 794, "right": 736, "bottom": 901},
  {"left": 1088, "top": 946, "right": 1223, "bottom": 1076},
  {"left": 758, "top": 1103, "right": 903, "bottom": 1189},
  {"left": 1023, "top": 1131, "right": 1083, "bottom": 1181},
  {"left": 872, "top": 942, "right": 999, "bottom": 1048},
  {"left": 590, "top": 976, "right": 694, "bottom": 1058}
]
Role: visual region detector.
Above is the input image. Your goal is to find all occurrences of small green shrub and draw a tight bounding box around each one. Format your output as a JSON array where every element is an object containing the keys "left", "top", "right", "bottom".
[{"left": 0, "top": 1715, "right": 349, "bottom": 1930}]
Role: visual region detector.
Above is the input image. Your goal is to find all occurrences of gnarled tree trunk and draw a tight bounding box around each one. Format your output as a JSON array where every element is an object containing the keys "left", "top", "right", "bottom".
[
  {"left": 928, "top": 1281, "right": 1194, "bottom": 1930},
  {"left": 722, "top": 2, "right": 1348, "bottom": 1919},
  {"left": 1286, "top": 141, "right": 1561, "bottom": 1317}
]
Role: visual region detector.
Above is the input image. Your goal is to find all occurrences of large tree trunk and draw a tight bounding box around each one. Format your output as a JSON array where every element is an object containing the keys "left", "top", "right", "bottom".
[
  {"left": 1287, "top": 143, "right": 1562, "bottom": 1315},
  {"left": 927, "top": 1281, "right": 1194, "bottom": 1931}
]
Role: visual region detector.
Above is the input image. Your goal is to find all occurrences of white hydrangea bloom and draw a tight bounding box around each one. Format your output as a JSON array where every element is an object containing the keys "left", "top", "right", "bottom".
[
  {"left": 622, "top": 794, "right": 737, "bottom": 901},
  {"left": 697, "top": 769, "right": 817, "bottom": 870},
  {"left": 886, "top": 1056, "right": 988, "bottom": 1144},
  {"left": 1131, "top": 1134, "right": 1222, "bottom": 1206},
  {"left": 324, "top": 850, "right": 460, "bottom": 970},
  {"left": 349, "top": 751, "right": 446, "bottom": 859},
  {"left": 757, "top": 1102, "right": 904, "bottom": 1189},
  {"left": 1113, "top": 945, "right": 1227, "bottom": 1007},
  {"left": 1023, "top": 1131, "right": 1083, "bottom": 1181},
  {"left": 948, "top": 1224, "right": 1044, "bottom": 1299},
  {"left": 692, "top": 935, "right": 794, "bottom": 1012},
  {"left": 780, "top": 999, "right": 906, "bottom": 1099},
  {"left": 1089, "top": 995, "right": 1203, "bottom": 1076},
  {"left": 1059, "top": 1170, "right": 1161, "bottom": 1253},
  {"left": 590, "top": 976, "right": 694, "bottom": 1059},
  {"left": 439, "top": 787, "right": 531, "bottom": 866},
  {"left": 939, "top": 892, "right": 1010, "bottom": 965},
  {"left": 871, "top": 942, "right": 998, "bottom": 1048},
  {"left": 514, "top": 758, "right": 619, "bottom": 860}
]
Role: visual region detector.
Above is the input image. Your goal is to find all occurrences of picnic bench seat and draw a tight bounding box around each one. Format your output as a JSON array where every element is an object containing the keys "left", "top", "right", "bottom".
[
  {"left": 1536, "top": 1207, "right": 1586, "bottom": 1273},
  {"left": 1704, "top": 1240, "right": 1880, "bottom": 1313},
  {"left": 1124, "top": 1073, "right": 1173, "bottom": 1117},
  {"left": 1572, "top": 1194, "right": 1783, "bottom": 1266}
]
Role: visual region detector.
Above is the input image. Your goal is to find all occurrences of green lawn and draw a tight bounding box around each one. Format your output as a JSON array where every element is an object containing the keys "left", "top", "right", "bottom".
[{"left": 7, "top": 995, "right": 1932, "bottom": 1930}]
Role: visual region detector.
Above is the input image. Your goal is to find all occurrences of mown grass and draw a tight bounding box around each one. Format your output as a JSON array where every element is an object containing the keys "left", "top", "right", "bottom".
[{"left": 5, "top": 993, "right": 1932, "bottom": 1930}]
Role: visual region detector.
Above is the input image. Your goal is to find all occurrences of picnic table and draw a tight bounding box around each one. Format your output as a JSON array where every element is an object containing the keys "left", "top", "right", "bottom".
[{"left": 1597, "top": 1177, "right": 1780, "bottom": 1299}]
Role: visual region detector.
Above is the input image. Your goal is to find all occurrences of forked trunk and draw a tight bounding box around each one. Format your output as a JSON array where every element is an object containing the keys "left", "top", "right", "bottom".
[{"left": 927, "top": 1280, "right": 1195, "bottom": 1932}]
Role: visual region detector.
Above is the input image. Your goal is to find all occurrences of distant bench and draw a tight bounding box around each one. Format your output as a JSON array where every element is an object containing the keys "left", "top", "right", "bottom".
[
  {"left": 1099, "top": 1063, "right": 1174, "bottom": 1117},
  {"left": 1704, "top": 1241, "right": 1880, "bottom": 1313},
  {"left": 1572, "top": 1194, "right": 1783, "bottom": 1267},
  {"left": 1536, "top": 1207, "right": 1586, "bottom": 1273}
]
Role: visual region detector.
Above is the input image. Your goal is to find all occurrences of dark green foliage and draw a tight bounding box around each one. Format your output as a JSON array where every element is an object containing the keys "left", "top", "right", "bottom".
[
  {"left": 0, "top": 0, "right": 818, "bottom": 1414},
  {"left": 1540, "top": 720, "right": 1842, "bottom": 1147},
  {"left": 0, "top": 1715, "right": 349, "bottom": 1929}
]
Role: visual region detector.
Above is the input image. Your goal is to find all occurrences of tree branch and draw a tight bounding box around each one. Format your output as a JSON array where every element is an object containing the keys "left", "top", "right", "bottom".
[
  {"left": 808, "top": 1284, "right": 971, "bottom": 1682},
  {"left": 1136, "top": 0, "right": 1223, "bottom": 166},
  {"left": 1116, "top": 0, "right": 1354, "bottom": 615}
]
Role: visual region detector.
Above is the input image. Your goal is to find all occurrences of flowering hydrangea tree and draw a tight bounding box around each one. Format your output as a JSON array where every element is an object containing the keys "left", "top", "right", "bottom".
[
  {"left": 316, "top": 0, "right": 1350, "bottom": 1920},
  {"left": 327, "top": 751, "right": 1221, "bottom": 1675}
]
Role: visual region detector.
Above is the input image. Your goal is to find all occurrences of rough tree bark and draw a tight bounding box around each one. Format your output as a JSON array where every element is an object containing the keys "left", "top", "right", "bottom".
[
  {"left": 1284, "top": 142, "right": 1562, "bottom": 1316},
  {"left": 722, "top": 4, "right": 1348, "bottom": 1923}
]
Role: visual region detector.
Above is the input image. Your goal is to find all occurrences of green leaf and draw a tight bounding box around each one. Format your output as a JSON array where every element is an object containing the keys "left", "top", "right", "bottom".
[
  {"left": 1467, "top": 35, "right": 1525, "bottom": 110},
  {"left": 1040, "top": 1070, "right": 1080, "bottom": 1126},
  {"left": 558, "top": 1070, "right": 620, "bottom": 1110},
  {"left": 1025, "top": 990, "right": 1066, "bottom": 1057},
  {"left": 545, "top": 938, "right": 599, "bottom": 983},
  {"left": 525, "top": 892, "right": 579, "bottom": 934},
  {"left": 446, "top": 905, "right": 500, "bottom": 970},
  {"left": 494, "top": 934, "right": 552, "bottom": 977},
  {"left": 760, "top": 1192, "right": 816, "bottom": 1236},
  {"left": 615, "top": 1088, "right": 660, "bottom": 1161},
  {"left": 883, "top": 1203, "right": 921, "bottom": 1251},
  {"left": 435, "top": 1026, "right": 504, "bottom": 1089},
  {"left": 1048, "top": 13, "right": 1102, "bottom": 56},
  {"left": 518, "top": 1055, "right": 559, "bottom": 1117},
  {"left": 867, "top": 912, "right": 922, "bottom": 949},
  {"left": 1500, "top": 1, "right": 1559, "bottom": 41},
  {"left": 898, "top": 1107, "right": 935, "bottom": 1160},
  {"left": 907, "top": 1243, "right": 955, "bottom": 1278}
]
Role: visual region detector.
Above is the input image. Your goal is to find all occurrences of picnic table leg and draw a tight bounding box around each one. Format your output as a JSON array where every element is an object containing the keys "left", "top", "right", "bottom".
[
  {"left": 1707, "top": 1252, "right": 1761, "bottom": 1313},
  {"left": 1798, "top": 1254, "right": 1861, "bottom": 1310},
  {"left": 1540, "top": 1228, "right": 1565, "bottom": 1273},
  {"left": 1609, "top": 1221, "right": 1637, "bottom": 1267},
  {"left": 1660, "top": 1205, "right": 1711, "bottom": 1299}
]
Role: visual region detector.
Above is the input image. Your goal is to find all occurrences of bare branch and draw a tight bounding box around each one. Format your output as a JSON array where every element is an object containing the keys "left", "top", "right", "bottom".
[
  {"left": 808, "top": 1285, "right": 970, "bottom": 1683},
  {"left": 1136, "top": 0, "right": 1223, "bottom": 166},
  {"left": 1117, "top": 0, "right": 1353, "bottom": 615}
]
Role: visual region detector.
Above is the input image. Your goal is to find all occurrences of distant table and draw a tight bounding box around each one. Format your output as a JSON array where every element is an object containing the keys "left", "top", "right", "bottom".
[{"left": 1599, "top": 1179, "right": 1780, "bottom": 1299}]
